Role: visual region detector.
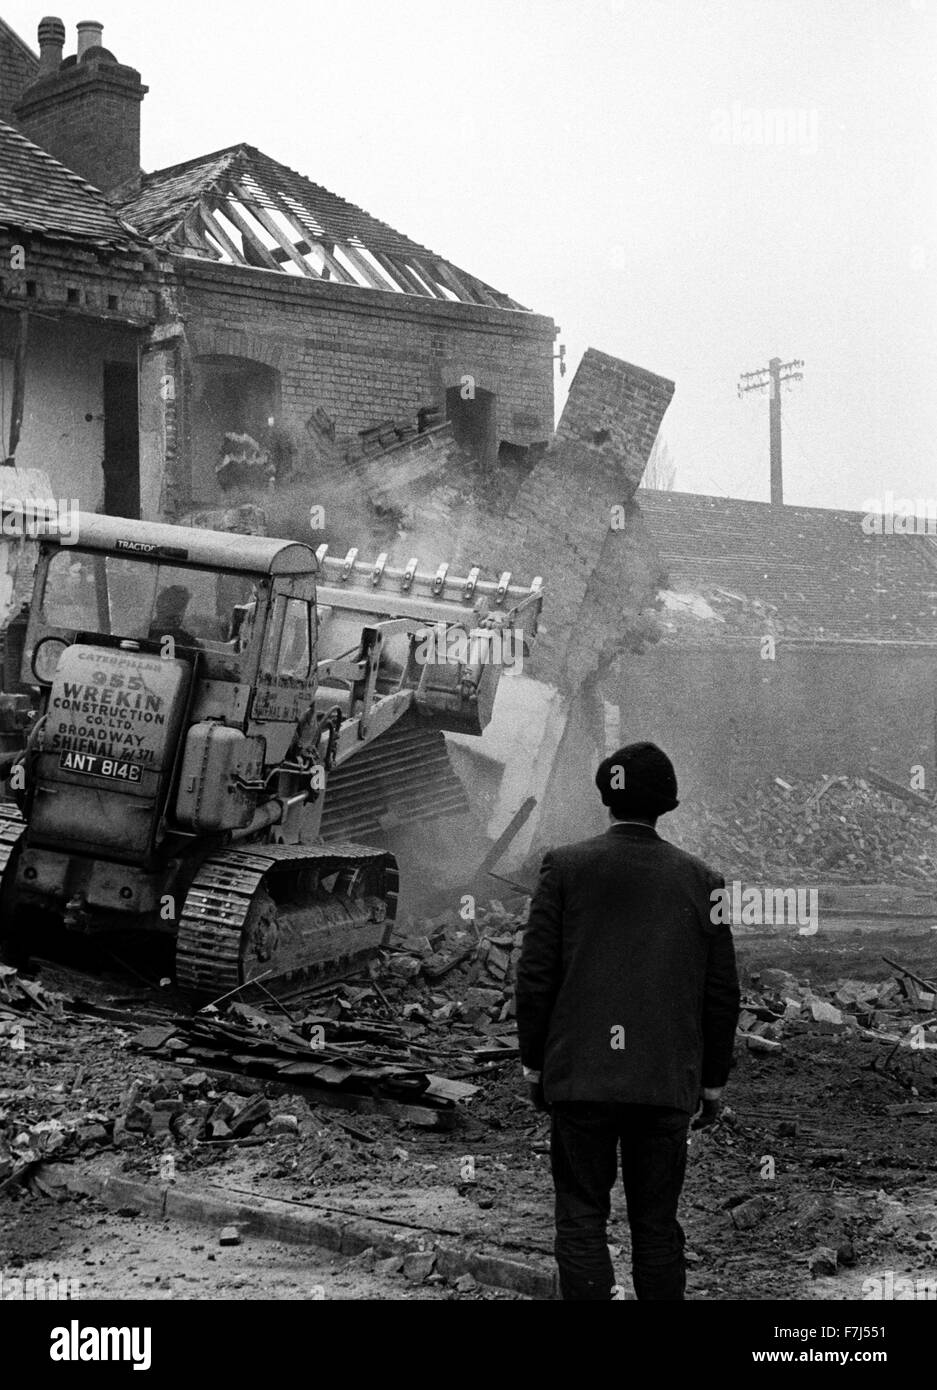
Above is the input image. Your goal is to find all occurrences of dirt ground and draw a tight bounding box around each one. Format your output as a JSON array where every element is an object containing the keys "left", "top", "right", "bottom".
[
  {"left": 0, "top": 1199, "right": 490, "bottom": 1300},
  {"left": 2, "top": 918, "right": 937, "bottom": 1301}
]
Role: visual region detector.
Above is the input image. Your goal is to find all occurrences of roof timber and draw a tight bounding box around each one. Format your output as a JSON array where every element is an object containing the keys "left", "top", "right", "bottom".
[{"left": 118, "top": 143, "right": 527, "bottom": 310}]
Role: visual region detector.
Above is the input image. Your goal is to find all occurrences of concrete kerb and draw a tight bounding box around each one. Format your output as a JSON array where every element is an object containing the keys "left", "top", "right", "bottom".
[{"left": 58, "top": 1167, "right": 558, "bottom": 1300}]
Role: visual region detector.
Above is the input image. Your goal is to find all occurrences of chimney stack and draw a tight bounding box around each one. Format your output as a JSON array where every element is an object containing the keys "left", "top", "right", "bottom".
[
  {"left": 76, "top": 19, "right": 104, "bottom": 58},
  {"left": 13, "top": 19, "right": 148, "bottom": 197},
  {"left": 37, "top": 15, "right": 66, "bottom": 75}
]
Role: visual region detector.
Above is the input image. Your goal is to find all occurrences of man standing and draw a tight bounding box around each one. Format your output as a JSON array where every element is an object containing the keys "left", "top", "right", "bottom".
[{"left": 516, "top": 742, "right": 740, "bottom": 1301}]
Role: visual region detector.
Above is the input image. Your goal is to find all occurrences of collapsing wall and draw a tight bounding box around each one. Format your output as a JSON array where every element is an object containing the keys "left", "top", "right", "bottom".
[{"left": 445, "top": 349, "right": 676, "bottom": 864}]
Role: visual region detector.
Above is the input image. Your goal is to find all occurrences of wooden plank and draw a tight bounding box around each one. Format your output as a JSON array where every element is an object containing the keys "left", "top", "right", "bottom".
[
  {"left": 462, "top": 274, "right": 502, "bottom": 308},
  {"left": 181, "top": 203, "right": 220, "bottom": 254},
  {"left": 197, "top": 201, "right": 246, "bottom": 265},
  {"left": 383, "top": 254, "right": 438, "bottom": 298},
  {"left": 398, "top": 258, "right": 445, "bottom": 299},
  {"left": 6, "top": 310, "right": 28, "bottom": 460},
  {"left": 368, "top": 249, "right": 417, "bottom": 294},
  {"left": 315, "top": 241, "right": 356, "bottom": 285},
  {"left": 409, "top": 259, "right": 453, "bottom": 300},
  {"left": 227, "top": 181, "right": 321, "bottom": 279},
  {"left": 218, "top": 197, "right": 284, "bottom": 272},
  {"left": 424, "top": 257, "right": 477, "bottom": 303},
  {"left": 867, "top": 768, "right": 936, "bottom": 811},
  {"left": 479, "top": 796, "right": 537, "bottom": 874},
  {"left": 339, "top": 241, "right": 397, "bottom": 291}
]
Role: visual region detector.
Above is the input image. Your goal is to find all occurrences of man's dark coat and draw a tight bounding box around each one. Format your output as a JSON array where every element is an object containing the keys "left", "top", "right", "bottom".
[{"left": 516, "top": 823, "right": 740, "bottom": 1112}]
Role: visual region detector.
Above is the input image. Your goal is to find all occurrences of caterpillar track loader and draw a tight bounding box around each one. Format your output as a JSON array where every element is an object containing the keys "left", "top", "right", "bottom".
[{"left": 0, "top": 514, "right": 541, "bottom": 999}]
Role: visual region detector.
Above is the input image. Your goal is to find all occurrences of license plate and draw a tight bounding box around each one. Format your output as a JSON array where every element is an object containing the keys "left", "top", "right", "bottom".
[{"left": 58, "top": 752, "right": 143, "bottom": 783}]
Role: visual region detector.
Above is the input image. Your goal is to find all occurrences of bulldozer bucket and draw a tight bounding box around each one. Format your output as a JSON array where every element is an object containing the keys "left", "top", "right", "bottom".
[
  {"left": 314, "top": 546, "right": 543, "bottom": 635},
  {"left": 313, "top": 547, "right": 543, "bottom": 758}
]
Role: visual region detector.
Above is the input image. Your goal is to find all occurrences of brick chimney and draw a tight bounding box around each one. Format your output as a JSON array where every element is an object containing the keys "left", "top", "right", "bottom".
[
  {"left": 37, "top": 16, "right": 65, "bottom": 75},
  {"left": 13, "top": 18, "right": 147, "bottom": 197}
]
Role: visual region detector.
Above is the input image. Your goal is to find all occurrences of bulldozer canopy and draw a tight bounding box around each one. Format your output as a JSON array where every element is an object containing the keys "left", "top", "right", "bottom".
[{"left": 48, "top": 514, "right": 317, "bottom": 577}]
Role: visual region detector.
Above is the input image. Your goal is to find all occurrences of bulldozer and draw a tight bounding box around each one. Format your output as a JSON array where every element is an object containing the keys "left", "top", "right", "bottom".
[{"left": 0, "top": 513, "right": 541, "bottom": 999}]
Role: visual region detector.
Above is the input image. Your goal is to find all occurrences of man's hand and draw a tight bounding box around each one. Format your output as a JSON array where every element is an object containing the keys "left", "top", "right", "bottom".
[
  {"left": 691, "top": 1087, "right": 723, "bottom": 1130},
  {"left": 528, "top": 1079, "right": 551, "bottom": 1113}
]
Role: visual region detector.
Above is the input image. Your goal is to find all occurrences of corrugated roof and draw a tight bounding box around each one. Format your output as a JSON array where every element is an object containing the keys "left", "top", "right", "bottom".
[
  {"left": 0, "top": 118, "right": 147, "bottom": 251},
  {"left": 118, "top": 143, "right": 526, "bottom": 309},
  {"left": 636, "top": 489, "right": 937, "bottom": 640}
]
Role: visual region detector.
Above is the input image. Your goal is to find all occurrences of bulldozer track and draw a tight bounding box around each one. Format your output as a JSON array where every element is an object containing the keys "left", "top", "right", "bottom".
[{"left": 175, "top": 841, "right": 399, "bottom": 1000}]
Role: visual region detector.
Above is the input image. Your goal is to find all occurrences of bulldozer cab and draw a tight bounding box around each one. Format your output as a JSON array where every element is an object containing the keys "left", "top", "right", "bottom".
[
  {"left": 18, "top": 515, "right": 321, "bottom": 862},
  {"left": 23, "top": 515, "right": 319, "bottom": 690}
]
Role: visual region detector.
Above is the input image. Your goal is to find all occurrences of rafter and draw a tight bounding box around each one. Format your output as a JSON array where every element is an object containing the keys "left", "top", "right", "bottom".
[
  {"left": 218, "top": 197, "right": 284, "bottom": 272},
  {"left": 196, "top": 200, "right": 243, "bottom": 264},
  {"left": 339, "top": 241, "right": 398, "bottom": 291},
  {"left": 226, "top": 180, "right": 321, "bottom": 278}
]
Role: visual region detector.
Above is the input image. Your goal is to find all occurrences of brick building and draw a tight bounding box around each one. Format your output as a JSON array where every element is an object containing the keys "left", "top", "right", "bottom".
[
  {"left": 0, "top": 116, "right": 161, "bottom": 511},
  {"left": 0, "top": 15, "right": 555, "bottom": 525}
]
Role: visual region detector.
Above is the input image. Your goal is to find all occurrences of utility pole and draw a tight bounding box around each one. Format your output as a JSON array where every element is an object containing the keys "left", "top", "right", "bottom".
[{"left": 738, "top": 356, "right": 804, "bottom": 505}]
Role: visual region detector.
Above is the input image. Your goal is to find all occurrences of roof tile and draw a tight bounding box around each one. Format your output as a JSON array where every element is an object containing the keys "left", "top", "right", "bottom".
[
  {"left": 637, "top": 489, "right": 937, "bottom": 640},
  {"left": 0, "top": 118, "right": 147, "bottom": 251}
]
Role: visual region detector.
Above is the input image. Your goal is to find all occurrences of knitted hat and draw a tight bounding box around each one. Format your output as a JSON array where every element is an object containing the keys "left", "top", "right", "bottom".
[{"left": 595, "top": 741, "right": 679, "bottom": 818}]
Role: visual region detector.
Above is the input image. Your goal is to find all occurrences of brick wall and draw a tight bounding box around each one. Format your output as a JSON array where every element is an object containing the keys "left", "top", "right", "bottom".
[
  {"left": 173, "top": 260, "right": 555, "bottom": 512},
  {"left": 0, "top": 19, "right": 38, "bottom": 123},
  {"left": 13, "top": 62, "right": 146, "bottom": 194},
  {"left": 555, "top": 348, "right": 675, "bottom": 491},
  {"left": 0, "top": 235, "right": 157, "bottom": 323},
  {"left": 612, "top": 638, "right": 937, "bottom": 801},
  {"left": 429, "top": 349, "right": 675, "bottom": 686}
]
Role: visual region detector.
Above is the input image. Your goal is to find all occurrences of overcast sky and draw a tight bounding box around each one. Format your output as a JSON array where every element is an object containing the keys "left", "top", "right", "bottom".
[{"left": 5, "top": 0, "right": 934, "bottom": 510}]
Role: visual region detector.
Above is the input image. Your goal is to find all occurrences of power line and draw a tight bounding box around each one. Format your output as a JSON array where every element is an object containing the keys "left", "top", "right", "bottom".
[{"left": 738, "top": 356, "right": 804, "bottom": 505}]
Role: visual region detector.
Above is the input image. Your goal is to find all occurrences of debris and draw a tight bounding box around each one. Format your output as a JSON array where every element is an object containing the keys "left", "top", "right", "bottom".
[
  {"left": 478, "top": 796, "right": 537, "bottom": 876},
  {"left": 866, "top": 768, "right": 936, "bottom": 811},
  {"left": 806, "top": 1247, "right": 839, "bottom": 1278},
  {"left": 881, "top": 956, "right": 937, "bottom": 997},
  {"left": 675, "top": 773, "right": 937, "bottom": 884},
  {"left": 131, "top": 1025, "right": 177, "bottom": 1052},
  {"left": 808, "top": 998, "right": 844, "bottom": 1027},
  {"left": 402, "top": 1250, "right": 437, "bottom": 1283},
  {"left": 730, "top": 1195, "right": 769, "bottom": 1230},
  {"left": 227, "top": 1095, "right": 271, "bottom": 1138}
]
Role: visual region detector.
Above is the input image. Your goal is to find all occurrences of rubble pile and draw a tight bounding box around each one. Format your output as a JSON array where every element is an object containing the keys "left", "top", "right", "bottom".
[
  {"left": 737, "top": 963, "right": 937, "bottom": 1096},
  {"left": 674, "top": 773, "right": 937, "bottom": 883},
  {"left": 131, "top": 1001, "right": 484, "bottom": 1126},
  {"left": 379, "top": 899, "right": 527, "bottom": 1023},
  {"left": 0, "top": 965, "right": 129, "bottom": 1190}
]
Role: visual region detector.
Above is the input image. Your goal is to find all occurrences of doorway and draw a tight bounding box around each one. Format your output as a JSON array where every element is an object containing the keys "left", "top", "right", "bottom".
[
  {"left": 102, "top": 360, "right": 140, "bottom": 518},
  {"left": 446, "top": 384, "right": 497, "bottom": 469}
]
